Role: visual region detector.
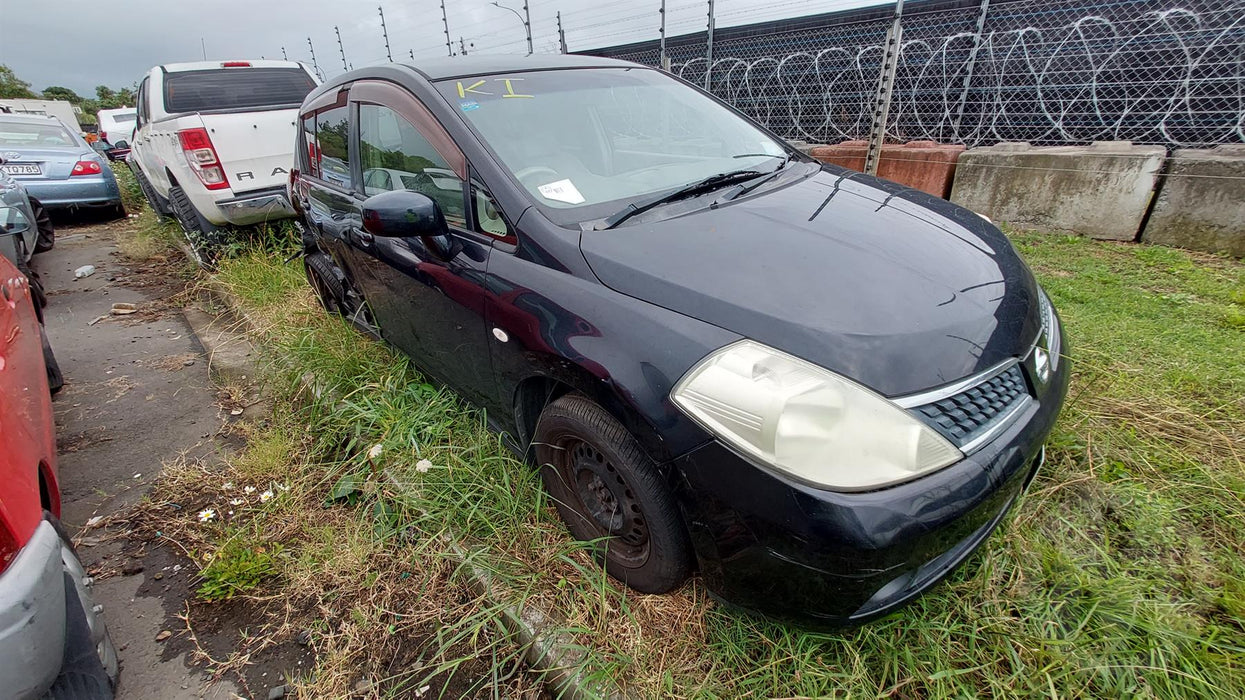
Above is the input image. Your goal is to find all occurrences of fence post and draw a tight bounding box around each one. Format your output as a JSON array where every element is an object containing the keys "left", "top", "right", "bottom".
[
  {"left": 335, "top": 25, "right": 349, "bottom": 72},
  {"left": 864, "top": 0, "right": 904, "bottom": 176},
  {"left": 952, "top": 0, "right": 991, "bottom": 142},
  {"left": 441, "top": 0, "right": 454, "bottom": 57},
  {"left": 659, "top": 0, "right": 670, "bottom": 71},
  {"left": 705, "top": 0, "right": 715, "bottom": 89},
  {"left": 379, "top": 6, "right": 393, "bottom": 62}
]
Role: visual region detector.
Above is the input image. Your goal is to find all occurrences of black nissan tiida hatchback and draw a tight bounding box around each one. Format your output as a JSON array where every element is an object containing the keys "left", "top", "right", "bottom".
[{"left": 290, "top": 55, "right": 1069, "bottom": 625}]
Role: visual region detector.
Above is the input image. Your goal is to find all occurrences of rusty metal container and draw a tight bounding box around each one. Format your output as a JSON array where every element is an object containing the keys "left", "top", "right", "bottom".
[{"left": 809, "top": 140, "right": 966, "bottom": 198}]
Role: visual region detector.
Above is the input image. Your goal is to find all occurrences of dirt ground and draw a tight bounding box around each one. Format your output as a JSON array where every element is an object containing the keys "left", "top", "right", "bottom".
[{"left": 35, "top": 216, "right": 305, "bottom": 700}]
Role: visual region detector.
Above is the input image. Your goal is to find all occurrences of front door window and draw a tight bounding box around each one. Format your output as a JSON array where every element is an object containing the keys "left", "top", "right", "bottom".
[{"left": 357, "top": 103, "right": 467, "bottom": 227}]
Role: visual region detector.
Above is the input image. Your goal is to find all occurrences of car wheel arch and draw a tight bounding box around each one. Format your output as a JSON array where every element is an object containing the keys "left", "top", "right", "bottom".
[{"left": 512, "top": 369, "right": 677, "bottom": 470}]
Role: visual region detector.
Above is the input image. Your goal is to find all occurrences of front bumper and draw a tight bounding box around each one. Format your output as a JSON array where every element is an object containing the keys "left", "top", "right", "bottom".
[
  {"left": 17, "top": 176, "right": 121, "bottom": 210},
  {"left": 206, "top": 186, "right": 296, "bottom": 227},
  {"left": 672, "top": 348, "right": 1070, "bottom": 626}
]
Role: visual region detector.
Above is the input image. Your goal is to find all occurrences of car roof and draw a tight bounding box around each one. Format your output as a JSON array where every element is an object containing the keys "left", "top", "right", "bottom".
[
  {"left": 0, "top": 112, "right": 69, "bottom": 125},
  {"left": 98, "top": 107, "right": 136, "bottom": 117},
  {"left": 160, "top": 59, "right": 308, "bottom": 73},
  {"left": 404, "top": 54, "right": 637, "bottom": 81}
]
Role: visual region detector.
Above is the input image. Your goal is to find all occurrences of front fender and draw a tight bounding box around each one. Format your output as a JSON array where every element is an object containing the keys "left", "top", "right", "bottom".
[{"left": 485, "top": 247, "right": 739, "bottom": 464}]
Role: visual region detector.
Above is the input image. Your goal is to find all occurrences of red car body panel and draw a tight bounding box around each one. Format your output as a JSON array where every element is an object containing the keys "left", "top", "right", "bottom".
[{"left": 0, "top": 254, "right": 58, "bottom": 562}]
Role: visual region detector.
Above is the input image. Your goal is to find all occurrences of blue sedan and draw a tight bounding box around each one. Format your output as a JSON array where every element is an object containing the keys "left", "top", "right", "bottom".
[{"left": 0, "top": 113, "right": 123, "bottom": 215}]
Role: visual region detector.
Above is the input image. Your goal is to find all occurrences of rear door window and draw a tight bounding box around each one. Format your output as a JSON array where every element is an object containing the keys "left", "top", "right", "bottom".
[{"left": 163, "top": 68, "right": 317, "bottom": 113}]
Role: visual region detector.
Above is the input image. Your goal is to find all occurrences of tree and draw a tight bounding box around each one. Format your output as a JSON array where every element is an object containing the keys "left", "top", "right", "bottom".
[
  {"left": 0, "top": 64, "right": 37, "bottom": 99},
  {"left": 42, "top": 85, "right": 83, "bottom": 103}
]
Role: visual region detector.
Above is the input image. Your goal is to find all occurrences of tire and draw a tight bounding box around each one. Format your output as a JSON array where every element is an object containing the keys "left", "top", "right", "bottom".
[
  {"left": 41, "top": 323, "right": 64, "bottom": 395},
  {"left": 533, "top": 393, "right": 694, "bottom": 593},
  {"left": 305, "top": 251, "right": 345, "bottom": 315},
  {"left": 130, "top": 163, "right": 172, "bottom": 218},
  {"left": 30, "top": 198, "right": 55, "bottom": 253},
  {"left": 14, "top": 236, "right": 46, "bottom": 312},
  {"left": 168, "top": 185, "right": 222, "bottom": 268}
]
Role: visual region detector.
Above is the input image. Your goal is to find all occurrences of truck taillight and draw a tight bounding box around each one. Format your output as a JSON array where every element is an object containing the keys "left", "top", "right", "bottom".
[
  {"left": 71, "top": 160, "right": 103, "bottom": 176},
  {"left": 178, "top": 128, "right": 229, "bottom": 191},
  {"left": 99, "top": 130, "right": 108, "bottom": 143},
  {"left": 222, "top": 61, "right": 252, "bottom": 68}
]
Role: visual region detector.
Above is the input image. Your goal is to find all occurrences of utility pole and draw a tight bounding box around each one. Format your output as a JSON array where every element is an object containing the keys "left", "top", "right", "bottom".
[
  {"left": 441, "top": 1, "right": 453, "bottom": 57},
  {"left": 307, "top": 37, "right": 322, "bottom": 78},
  {"left": 459, "top": 37, "right": 469, "bottom": 56},
  {"left": 409, "top": 48, "right": 415, "bottom": 60},
  {"left": 200, "top": 38, "right": 207, "bottom": 60},
  {"left": 378, "top": 6, "right": 393, "bottom": 61},
  {"left": 557, "top": 11, "right": 567, "bottom": 54},
  {"left": 704, "top": 0, "right": 715, "bottom": 90},
  {"left": 281, "top": 46, "right": 288, "bottom": 60},
  {"left": 659, "top": 1, "right": 669, "bottom": 71},
  {"left": 335, "top": 25, "right": 348, "bottom": 72},
  {"left": 864, "top": 0, "right": 904, "bottom": 175}
]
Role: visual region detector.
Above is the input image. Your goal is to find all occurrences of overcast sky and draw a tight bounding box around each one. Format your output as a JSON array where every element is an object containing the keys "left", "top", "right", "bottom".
[{"left": 0, "top": 0, "right": 880, "bottom": 95}]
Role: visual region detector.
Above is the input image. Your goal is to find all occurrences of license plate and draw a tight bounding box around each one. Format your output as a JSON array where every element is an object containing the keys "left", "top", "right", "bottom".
[{"left": 1, "top": 163, "right": 41, "bottom": 175}]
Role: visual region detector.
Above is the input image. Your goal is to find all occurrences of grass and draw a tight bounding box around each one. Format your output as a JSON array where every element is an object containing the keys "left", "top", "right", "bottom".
[{"left": 130, "top": 217, "right": 1245, "bottom": 697}]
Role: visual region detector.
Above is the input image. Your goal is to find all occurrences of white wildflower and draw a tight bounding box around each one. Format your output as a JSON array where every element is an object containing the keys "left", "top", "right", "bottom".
[
  {"left": 222, "top": 482, "right": 234, "bottom": 490},
  {"left": 229, "top": 498, "right": 243, "bottom": 506},
  {"left": 243, "top": 486, "right": 256, "bottom": 494},
  {"left": 197, "top": 509, "right": 216, "bottom": 522},
  {"left": 367, "top": 443, "right": 384, "bottom": 460},
  {"left": 416, "top": 459, "right": 432, "bottom": 473},
  {"left": 260, "top": 490, "right": 274, "bottom": 503}
]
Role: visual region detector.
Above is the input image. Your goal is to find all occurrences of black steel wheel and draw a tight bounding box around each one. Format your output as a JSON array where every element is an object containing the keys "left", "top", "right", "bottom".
[
  {"left": 30, "top": 198, "right": 54, "bottom": 253},
  {"left": 534, "top": 393, "right": 694, "bottom": 593}
]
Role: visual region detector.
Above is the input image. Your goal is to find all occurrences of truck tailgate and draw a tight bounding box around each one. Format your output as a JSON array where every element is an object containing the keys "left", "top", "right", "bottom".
[{"left": 200, "top": 109, "right": 299, "bottom": 194}]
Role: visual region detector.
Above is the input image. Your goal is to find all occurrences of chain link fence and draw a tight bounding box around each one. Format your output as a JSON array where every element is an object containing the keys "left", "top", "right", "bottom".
[{"left": 585, "top": 0, "right": 1245, "bottom": 148}]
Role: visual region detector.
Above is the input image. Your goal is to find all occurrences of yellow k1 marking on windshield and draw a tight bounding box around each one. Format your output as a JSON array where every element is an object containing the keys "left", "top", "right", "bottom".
[
  {"left": 455, "top": 78, "right": 533, "bottom": 99},
  {"left": 457, "top": 80, "right": 490, "bottom": 98},
  {"left": 499, "top": 79, "right": 532, "bottom": 98}
]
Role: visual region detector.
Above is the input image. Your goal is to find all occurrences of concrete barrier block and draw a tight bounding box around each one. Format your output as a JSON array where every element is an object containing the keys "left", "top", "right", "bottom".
[
  {"left": 809, "top": 140, "right": 965, "bottom": 197},
  {"left": 950, "top": 141, "right": 1166, "bottom": 241},
  {"left": 1142, "top": 145, "right": 1245, "bottom": 258}
]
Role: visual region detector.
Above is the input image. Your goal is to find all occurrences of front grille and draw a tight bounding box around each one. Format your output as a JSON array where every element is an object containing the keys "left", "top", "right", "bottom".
[{"left": 913, "top": 365, "right": 1029, "bottom": 447}]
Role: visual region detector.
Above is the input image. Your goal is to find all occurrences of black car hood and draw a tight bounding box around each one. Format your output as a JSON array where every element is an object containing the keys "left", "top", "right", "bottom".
[{"left": 580, "top": 167, "right": 1042, "bottom": 397}]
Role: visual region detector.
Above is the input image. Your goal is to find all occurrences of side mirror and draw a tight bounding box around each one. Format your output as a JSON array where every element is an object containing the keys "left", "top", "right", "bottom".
[
  {"left": 361, "top": 189, "right": 449, "bottom": 239},
  {"left": 114, "top": 140, "right": 130, "bottom": 149}
]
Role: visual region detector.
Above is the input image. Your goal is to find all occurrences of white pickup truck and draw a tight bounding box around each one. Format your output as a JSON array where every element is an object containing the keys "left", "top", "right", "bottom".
[{"left": 129, "top": 60, "right": 319, "bottom": 249}]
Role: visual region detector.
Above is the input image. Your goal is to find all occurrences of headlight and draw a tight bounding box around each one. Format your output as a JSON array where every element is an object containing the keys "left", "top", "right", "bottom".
[
  {"left": 1033, "top": 288, "right": 1060, "bottom": 382},
  {"left": 671, "top": 340, "right": 963, "bottom": 491}
]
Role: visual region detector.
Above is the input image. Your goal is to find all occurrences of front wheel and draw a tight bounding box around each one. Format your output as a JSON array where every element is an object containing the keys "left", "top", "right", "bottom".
[
  {"left": 168, "top": 185, "right": 222, "bottom": 268},
  {"left": 534, "top": 394, "right": 694, "bottom": 593}
]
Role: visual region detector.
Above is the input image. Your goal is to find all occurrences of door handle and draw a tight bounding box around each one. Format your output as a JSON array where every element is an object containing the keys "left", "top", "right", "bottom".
[{"left": 351, "top": 228, "right": 374, "bottom": 248}]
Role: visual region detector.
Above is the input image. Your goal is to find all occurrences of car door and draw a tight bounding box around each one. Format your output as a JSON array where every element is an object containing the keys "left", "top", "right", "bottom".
[{"left": 341, "top": 80, "right": 497, "bottom": 407}]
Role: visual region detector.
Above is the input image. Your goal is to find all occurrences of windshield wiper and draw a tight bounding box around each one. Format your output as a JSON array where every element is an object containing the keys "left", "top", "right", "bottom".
[
  {"left": 713, "top": 153, "right": 794, "bottom": 205},
  {"left": 588, "top": 169, "right": 765, "bottom": 231}
]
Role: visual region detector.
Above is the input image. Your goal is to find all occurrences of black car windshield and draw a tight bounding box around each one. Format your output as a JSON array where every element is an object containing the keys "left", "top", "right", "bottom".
[
  {"left": 435, "top": 68, "right": 786, "bottom": 213},
  {"left": 0, "top": 119, "right": 79, "bottom": 147},
  {"left": 164, "top": 68, "right": 317, "bottom": 113}
]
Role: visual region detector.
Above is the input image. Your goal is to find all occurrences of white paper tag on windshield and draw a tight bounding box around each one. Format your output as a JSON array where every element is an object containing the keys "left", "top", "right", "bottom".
[{"left": 537, "top": 179, "right": 585, "bottom": 204}]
